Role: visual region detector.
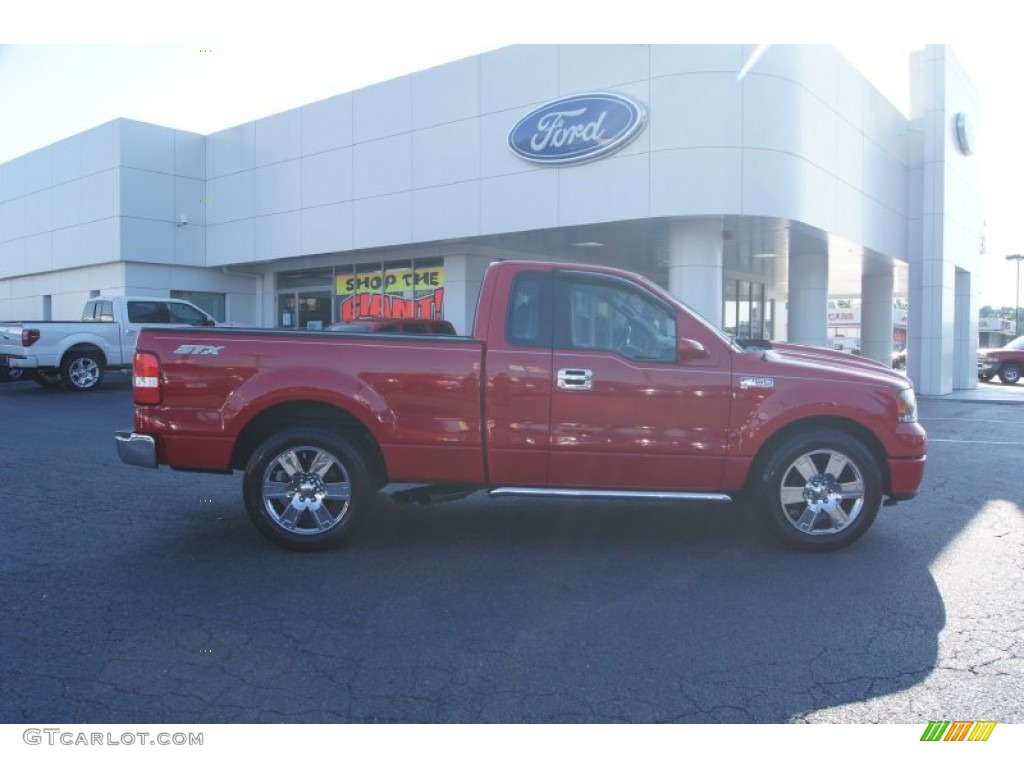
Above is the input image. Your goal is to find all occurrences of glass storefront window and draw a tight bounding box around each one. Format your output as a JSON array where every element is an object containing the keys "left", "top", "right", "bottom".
[{"left": 171, "top": 290, "right": 227, "bottom": 322}]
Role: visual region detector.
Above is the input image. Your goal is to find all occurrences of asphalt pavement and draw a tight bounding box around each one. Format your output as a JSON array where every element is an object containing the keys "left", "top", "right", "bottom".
[{"left": 0, "top": 374, "right": 1021, "bottom": 724}]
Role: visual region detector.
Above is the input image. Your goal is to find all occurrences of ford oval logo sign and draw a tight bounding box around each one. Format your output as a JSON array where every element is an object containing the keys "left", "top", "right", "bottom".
[{"left": 508, "top": 92, "right": 646, "bottom": 166}]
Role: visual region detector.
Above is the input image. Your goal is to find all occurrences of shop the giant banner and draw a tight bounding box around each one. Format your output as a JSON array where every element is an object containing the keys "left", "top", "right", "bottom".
[{"left": 335, "top": 266, "right": 445, "bottom": 322}]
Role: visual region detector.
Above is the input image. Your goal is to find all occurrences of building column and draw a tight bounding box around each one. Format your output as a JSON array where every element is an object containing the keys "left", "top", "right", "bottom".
[
  {"left": 667, "top": 219, "right": 723, "bottom": 328},
  {"left": 909, "top": 261, "right": 955, "bottom": 395},
  {"left": 443, "top": 254, "right": 489, "bottom": 336},
  {"left": 954, "top": 268, "right": 977, "bottom": 390},
  {"left": 861, "top": 267, "right": 895, "bottom": 366},
  {"left": 787, "top": 246, "right": 828, "bottom": 348}
]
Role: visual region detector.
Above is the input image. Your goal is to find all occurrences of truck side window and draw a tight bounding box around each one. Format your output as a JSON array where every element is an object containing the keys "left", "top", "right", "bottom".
[
  {"left": 166, "top": 302, "right": 209, "bottom": 326},
  {"left": 557, "top": 277, "right": 677, "bottom": 363},
  {"left": 506, "top": 272, "right": 552, "bottom": 348},
  {"left": 98, "top": 301, "right": 114, "bottom": 321},
  {"left": 128, "top": 301, "right": 166, "bottom": 324}
]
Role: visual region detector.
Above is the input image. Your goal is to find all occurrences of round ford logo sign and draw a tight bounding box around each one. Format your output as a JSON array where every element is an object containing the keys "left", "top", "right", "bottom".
[{"left": 508, "top": 92, "right": 646, "bottom": 165}]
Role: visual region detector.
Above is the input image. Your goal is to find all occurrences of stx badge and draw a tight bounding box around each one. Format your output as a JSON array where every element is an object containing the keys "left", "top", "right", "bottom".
[
  {"left": 739, "top": 376, "right": 774, "bottom": 390},
  {"left": 173, "top": 344, "right": 224, "bottom": 356}
]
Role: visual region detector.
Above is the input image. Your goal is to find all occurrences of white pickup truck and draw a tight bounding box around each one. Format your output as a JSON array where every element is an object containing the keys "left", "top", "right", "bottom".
[{"left": 1, "top": 296, "right": 218, "bottom": 391}]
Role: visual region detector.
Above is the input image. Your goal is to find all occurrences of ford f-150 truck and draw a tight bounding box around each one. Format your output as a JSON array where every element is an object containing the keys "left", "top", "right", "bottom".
[
  {"left": 1, "top": 296, "right": 217, "bottom": 391},
  {"left": 977, "top": 335, "right": 1024, "bottom": 384},
  {"left": 115, "top": 260, "right": 926, "bottom": 552}
]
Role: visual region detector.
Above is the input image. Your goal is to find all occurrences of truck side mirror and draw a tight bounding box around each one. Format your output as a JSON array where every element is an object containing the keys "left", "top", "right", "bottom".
[{"left": 678, "top": 338, "right": 709, "bottom": 363}]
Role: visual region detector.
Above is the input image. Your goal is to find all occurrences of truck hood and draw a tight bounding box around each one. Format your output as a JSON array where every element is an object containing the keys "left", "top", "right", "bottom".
[{"left": 751, "top": 341, "right": 912, "bottom": 388}]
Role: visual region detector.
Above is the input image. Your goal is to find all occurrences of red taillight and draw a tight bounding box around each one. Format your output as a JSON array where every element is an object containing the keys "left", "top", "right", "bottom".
[
  {"left": 22, "top": 329, "right": 40, "bottom": 347},
  {"left": 133, "top": 352, "right": 162, "bottom": 405}
]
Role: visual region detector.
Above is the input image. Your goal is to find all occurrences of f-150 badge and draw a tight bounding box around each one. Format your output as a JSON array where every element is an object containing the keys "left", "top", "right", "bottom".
[
  {"left": 173, "top": 344, "right": 225, "bottom": 355},
  {"left": 739, "top": 376, "right": 774, "bottom": 390}
]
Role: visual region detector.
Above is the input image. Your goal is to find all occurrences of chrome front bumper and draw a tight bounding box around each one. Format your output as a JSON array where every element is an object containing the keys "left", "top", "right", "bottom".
[{"left": 115, "top": 431, "right": 158, "bottom": 468}]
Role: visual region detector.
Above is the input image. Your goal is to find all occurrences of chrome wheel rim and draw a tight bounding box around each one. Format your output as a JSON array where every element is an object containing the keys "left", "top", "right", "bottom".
[
  {"left": 68, "top": 358, "right": 100, "bottom": 388},
  {"left": 260, "top": 445, "right": 352, "bottom": 535},
  {"left": 778, "top": 448, "right": 865, "bottom": 536}
]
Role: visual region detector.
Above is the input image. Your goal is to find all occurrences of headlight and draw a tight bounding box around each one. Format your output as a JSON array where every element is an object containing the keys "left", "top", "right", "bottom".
[{"left": 897, "top": 388, "right": 918, "bottom": 423}]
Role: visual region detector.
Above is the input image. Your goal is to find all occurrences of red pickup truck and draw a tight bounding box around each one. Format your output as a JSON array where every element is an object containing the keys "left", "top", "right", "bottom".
[{"left": 116, "top": 260, "right": 926, "bottom": 552}]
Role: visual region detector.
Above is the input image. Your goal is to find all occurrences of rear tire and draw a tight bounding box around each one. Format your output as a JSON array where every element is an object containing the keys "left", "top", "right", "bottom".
[
  {"left": 754, "top": 428, "right": 882, "bottom": 551},
  {"left": 62, "top": 352, "right": 104, "bottom": 391},
  {"left": 242, "top": 427, "right": 374, "bottom": 551},
  {"left": 33, "top": 368, "right": 63, "bottom": 388}
]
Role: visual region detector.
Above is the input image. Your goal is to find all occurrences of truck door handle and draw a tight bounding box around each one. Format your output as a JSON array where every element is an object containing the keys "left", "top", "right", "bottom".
[{"left": 557, "top": 368, "right": 593, "bottom": 391}]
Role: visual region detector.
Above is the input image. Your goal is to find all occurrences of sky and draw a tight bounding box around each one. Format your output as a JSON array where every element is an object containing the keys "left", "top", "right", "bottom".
[{"left": 3, "top": 1, "right": 1024, "bottom": 307}]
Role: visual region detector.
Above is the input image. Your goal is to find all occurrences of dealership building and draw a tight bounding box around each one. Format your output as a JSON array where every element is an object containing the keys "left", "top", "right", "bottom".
[{"left": 0, "top": 44, "right": 982, "bottom": 394}]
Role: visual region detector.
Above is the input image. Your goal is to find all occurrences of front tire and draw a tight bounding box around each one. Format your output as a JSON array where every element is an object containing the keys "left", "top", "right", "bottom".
[
  {"left": 62, "top": 352, "right": 104, "bottom": 391},
  {"left": 754, "top": 428, "right": 882, "bottom": 551},
  {"left": 998, "top": 363, "right": 1021, "bottom": 385},
  {"left": 242, "top": 427, "right": 374, "bottom": 551}
]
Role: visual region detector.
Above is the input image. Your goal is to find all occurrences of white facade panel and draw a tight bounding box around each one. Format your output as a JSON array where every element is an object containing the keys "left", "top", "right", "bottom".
[
  {"left": 121, "top": 218, "right": 174, "bottom": 263},
  {"left": 24, "top": 232, "right": 53, "bottom": 274},
  {"left": 174, "top": 130, "right": 206, "bottom": 180},
  {"left": 650, "top": 44, "right": 744, "bottom": 77},
  {"left": 255, "top": 211, "right": 301, "bottom": 261},
  {"left": 480, "top": 171, "right": 559, "bottom": 235},
  {"left": 480, "top": 108, "right": 535, "bottom": 179},
  {"left": 52, "top": 179, "right": 81, "bottom": 230},
  {"left": 557, "top": 44, "right": 649, "bottom": 94},
  {"left": 301, "top": 148, "right": 353, "bottom": 208},
  {"left": 120, "top": 167, "right": 174, "bottom": 221},
  {"left": 558, "top": 153, "right": 649, "bottom": 226},
  {"left": 352, "top": 77, "right": 412, "bottom": 143},
  {"left": 1, "top": 196, "right": 27, "bottom": 241},
  {"left": 255, "top": 109, "right": 302, "bottom": 167},
  {"left": 412, "top": 57, "right": 481, "bottom": 130},
  {"left": 120, "top": 119, "right": 176, "bottom": 174},
  {"left": 208, "top": 122, "right": 256, "bottom": 179},
  {"left": 650, "top": 73, "right": 743, "bottom": 151},
  {"left": 22, "top": 148, "right": 52, "bottom": 196},
  {"left": 650, "top": 148, "right": 743, "bottom": 217},
  {"left": 208, "top": 219, "right": 255, "bottom": 266},
  {"left": 25, "top": 188, "right": 52, "bottom": 236},
  {"left": 352, "top": 134, "right": 412, "bottom": 198},
  {"left": 174, "top": 222, "right": 205, "bottom": 266},
  {"left": 412, "top": 119, "right": 481, "bottom": 189},
  {"left": 80, "top": 169, "right": 116, "bottom": 223},
  {"left": 301, "top": 94, "right": 353, "bottom": 156},
  {"left": 52, "top": 225, "right": 81, "bottom": 270},
  {"left": 254, "top": 160, "right": 301, "bottom": 217},
  {"left": 52, "top": 134, "right": 82, "bottom": 186},
  {"left": 0, "top": 237, "right": 26, "bottom": 280},
  {"left": 301, "top": 201, "right": 353, "bottom": 256},
  {"left": 479, "top": 46, "right": 559, "bottom": 113},
  {"left": 352, "top": 192, "right": 412, "bottom": 249},
  {"left": 211, "top": 170, "right": 256, "bottom": 224},
  {"left": 412, "top": 181, "right": 481, "bottom": 242},
  {"left": 80, "top": 122, "right": 118, "bottom": 177},
  {"left": 175, "top": 177, "right": 207, "bottom": 229}
]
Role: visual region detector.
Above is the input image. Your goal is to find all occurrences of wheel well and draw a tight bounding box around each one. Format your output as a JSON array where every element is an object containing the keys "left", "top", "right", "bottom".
[
  {"left": 63, "top": 344, "right": 107, "bottom": 368},
  {"left": 745, "top": 416, "right": 892, "bottom": 496},
  {"left": 230, "top": 401, "right": 388, "bottom": 486}
]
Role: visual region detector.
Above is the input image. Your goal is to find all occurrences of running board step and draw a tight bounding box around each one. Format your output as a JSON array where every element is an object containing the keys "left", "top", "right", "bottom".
[{"left": 488, "top": 487, "right": 733, "bottom": 503}]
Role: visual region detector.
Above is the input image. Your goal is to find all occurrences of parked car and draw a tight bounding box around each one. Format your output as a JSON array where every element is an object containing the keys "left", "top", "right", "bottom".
[
  {"left": 1, "top": 296, "right": 218, "bottom": 391},
  {"left": 892, "top": 345, "right": 907, "bottom": 370},
  {"left": 978, "top": 336, "right": 1024, "bottom": 384},
  {"left": 116, "top": 259, "right": 926, "bottom": 553},
  {"left": 327, "top": 318, "right": 456, "bottom": 335}
]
